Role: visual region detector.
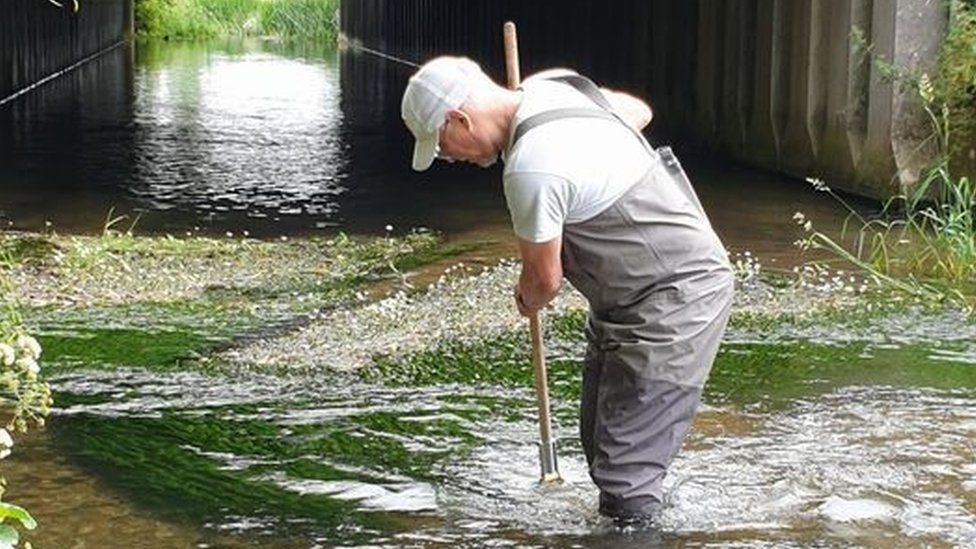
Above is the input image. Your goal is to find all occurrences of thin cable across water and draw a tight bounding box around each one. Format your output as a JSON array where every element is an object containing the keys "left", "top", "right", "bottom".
[{"left": 339, "top": 37, "right": 422, "bottom": 69}]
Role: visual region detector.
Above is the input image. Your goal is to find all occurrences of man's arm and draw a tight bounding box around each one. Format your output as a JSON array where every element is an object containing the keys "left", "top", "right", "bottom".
[
  {"left": 515, "top": 236, "right": 563, "bottom": 316},
  {"left": 601, "top": 88, "right": 653, "bottom": 131}
]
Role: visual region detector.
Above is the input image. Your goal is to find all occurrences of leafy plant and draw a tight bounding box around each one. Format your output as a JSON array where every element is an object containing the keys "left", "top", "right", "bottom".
[
  {"left": 0, "top": 254, "right": 53, "bottom": 549},
  {"left": 938, "top": 1, "right": 976, "bottom": 177}
]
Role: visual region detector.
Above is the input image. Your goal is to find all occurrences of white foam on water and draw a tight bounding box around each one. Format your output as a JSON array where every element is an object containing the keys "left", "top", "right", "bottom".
[
  {"left": 819, "top": 496, "right": 897, "bottom": 522},
  {"left": 50, "top": 341, "right": 976, "bottom": 546},
  {"left": 273, "top": 477, "right": 438, "bottom": 513},
  {"left": 657, "top": 386, "right": 976, "bottom": 545},
  {"left": 435, "top": 419, "right": 599, "bottom": 537}
]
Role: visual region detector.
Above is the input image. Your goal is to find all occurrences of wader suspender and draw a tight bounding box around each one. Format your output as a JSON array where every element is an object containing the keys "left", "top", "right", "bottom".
[
  {"left": 513, "top": 74, "right": 711, "bottom": 221},
  {"left": 512, "top": 74, "right": 653, "bottom": 155}
]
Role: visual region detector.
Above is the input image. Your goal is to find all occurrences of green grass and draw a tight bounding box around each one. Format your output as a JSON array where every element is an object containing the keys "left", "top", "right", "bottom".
[{"left": 136, "top": 0, "right": 339, "bottom": 41}]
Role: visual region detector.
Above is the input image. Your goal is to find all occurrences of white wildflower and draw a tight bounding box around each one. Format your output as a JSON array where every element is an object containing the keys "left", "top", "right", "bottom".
[
  {"left": 15, "top": 335, "right": 41, "bottom": 360},
  {"left": 793, "top": 211, "right": 806, "bottom": 222},
  {"left": 385, "top": 225, "right": 394, "bottom": 233},
  {"left": 0, "top": 428, "right": 11, "bottom": 459},
  {"left": 16, "top": 356, "right": 40, "bottom": 375},
  {"left": 0, "top": 344, "right": 14, "bottom": 366},
  {"left": 803, "top": 221, "right": 813, "bottom": 232}
]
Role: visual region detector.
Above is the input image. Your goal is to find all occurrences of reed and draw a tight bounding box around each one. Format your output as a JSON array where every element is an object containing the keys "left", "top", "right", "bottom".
[{"left": 136, "top": 0, "right": 339, "bottom": 41}]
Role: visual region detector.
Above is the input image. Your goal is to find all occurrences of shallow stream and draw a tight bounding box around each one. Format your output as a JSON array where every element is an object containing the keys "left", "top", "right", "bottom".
[{"left": 1, "top": 38, "right": 974, "bottom": 548}]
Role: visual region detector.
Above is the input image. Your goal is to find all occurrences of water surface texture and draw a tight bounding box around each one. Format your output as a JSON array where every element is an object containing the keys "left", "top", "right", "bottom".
[{"left": 6, "top": 338, "right": 973, "bottom": 547}]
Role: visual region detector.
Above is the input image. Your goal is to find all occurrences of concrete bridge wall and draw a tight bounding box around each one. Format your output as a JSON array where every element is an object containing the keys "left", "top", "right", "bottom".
[
  {"left": 340, "top": 0, "right": 949, "bottom": 199},
  {"left": 1, "top": 0, "right": 133, "bottom": 104}
]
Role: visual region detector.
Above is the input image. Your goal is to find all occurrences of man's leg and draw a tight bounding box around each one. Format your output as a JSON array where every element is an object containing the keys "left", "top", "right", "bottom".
[
  {"left": 580, "top": 322, "right": 603, "bottom": 469},
  {"left": 591, "top": 279, "right": 734, "bottom": 520},
  {"left": 591, "top": 357, "right": 702, "bottom": 519}
]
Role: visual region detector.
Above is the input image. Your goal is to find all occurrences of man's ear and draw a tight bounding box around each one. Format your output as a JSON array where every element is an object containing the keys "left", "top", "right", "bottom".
[{"left": 446, "top": 109, "right": 472, "bottom": 130}]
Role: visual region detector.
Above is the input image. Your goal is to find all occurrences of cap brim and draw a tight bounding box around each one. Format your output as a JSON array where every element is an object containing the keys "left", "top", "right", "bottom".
[{"left": 411, "top": 134, "right": 437, "bottom": 171}]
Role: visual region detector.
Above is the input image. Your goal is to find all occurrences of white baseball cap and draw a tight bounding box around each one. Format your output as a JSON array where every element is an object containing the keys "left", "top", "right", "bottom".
[{"left": 401, "top": 56, "right": 491, "bottom": 171}]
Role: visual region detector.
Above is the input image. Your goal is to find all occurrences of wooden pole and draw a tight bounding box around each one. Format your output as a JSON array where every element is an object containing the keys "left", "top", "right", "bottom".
[
  {"left": 503, "top": 21, "right": 561, "bottom": 484},
  {"left": 504, "top": 21, "right": 521, "bottom": 92}
]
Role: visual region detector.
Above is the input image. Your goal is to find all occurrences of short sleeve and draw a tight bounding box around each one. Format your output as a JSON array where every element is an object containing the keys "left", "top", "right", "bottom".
[{"left": 503, "top": 171, "right": 574, "bottom": 243}]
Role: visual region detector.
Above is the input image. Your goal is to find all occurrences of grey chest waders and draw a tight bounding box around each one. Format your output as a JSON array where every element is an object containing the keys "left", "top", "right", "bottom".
[{"left": 510, "top": 72, "right": 735, "bottom": 516}]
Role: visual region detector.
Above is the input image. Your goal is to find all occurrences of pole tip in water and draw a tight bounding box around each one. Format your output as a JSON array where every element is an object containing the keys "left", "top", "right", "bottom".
[{"left": 540, "top": 472, "right": 563, "bottom": 485}]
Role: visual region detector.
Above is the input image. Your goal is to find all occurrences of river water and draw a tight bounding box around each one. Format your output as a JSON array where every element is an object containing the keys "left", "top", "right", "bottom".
[
  {"left": 0, "top": 39, "right": 856, "bottom": 262},
  {"left": 1, "top": 39, "right": 974, "bottom": 547}
]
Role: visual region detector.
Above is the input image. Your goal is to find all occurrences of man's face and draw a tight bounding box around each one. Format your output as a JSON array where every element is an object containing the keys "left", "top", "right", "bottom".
[{"left": 437, "top": 110, "right": 498, "bottom": 168}]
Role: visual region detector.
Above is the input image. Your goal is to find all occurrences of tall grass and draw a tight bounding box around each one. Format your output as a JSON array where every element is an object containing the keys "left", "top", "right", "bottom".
[
  {"left": 797, "top": 7, "right": 976, "bottom": 310},
  {"left": 135, "top": 0, "right": 339, "bottom": 41}
]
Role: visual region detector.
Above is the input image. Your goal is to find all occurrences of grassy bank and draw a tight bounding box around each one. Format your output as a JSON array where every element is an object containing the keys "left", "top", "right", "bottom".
[{"left": 135, "top": 0, "right": 339, "bottom": 41}]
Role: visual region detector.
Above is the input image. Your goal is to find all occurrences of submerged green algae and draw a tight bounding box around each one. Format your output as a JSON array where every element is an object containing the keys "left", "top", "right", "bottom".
[
  {"left": 49, "top": 330, "right": 976, "bottom": 543},
  {"left": 365, "top": 308, "right": 976, "bottom": 412},
  {"left": 17, "top": 232, "right": 477, "bottom": 374},
  {"left": 22, "top": 232, "right": 976, "bottom": 545},
  {"left": 49, "top": 386, "right": 489, "bottom": 542}
]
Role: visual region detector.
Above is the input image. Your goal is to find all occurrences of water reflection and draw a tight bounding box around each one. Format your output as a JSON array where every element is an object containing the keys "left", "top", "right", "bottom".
[
  {"left": 0, "top": 39, "right": 508, "bottom": 238},
  {"left": 130, "top": 42, "right": 346, "bottom": 223},
  {"left": 0, "top": 43, "right": 136, "bottom": 229}
]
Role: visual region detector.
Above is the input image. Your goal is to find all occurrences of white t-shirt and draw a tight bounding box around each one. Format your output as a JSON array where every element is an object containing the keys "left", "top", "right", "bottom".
[{"left": 502, "top": 69, "right": 654, "bottom": 243}]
